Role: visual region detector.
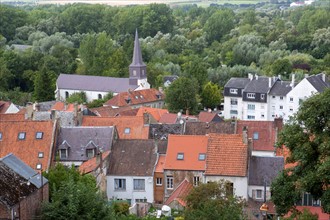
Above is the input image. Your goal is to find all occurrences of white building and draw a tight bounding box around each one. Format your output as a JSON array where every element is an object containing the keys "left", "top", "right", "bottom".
[{"left": 55, "top": 30, "right": 150, "bottom": 102}]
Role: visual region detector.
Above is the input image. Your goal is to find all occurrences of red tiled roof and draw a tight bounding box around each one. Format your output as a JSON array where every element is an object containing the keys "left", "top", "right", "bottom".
[
  {"left": 164, "top": 179, "right": 193, "bottom": 207},
  {"left": 155, "top": 155, "right": 166, "bottom": 173},
  {"left": 90, "top": 106, "right": 133, "bottom": 117},
  {"left": 198, "top": 112, "right": 217, "bottom": 123},
  {"left": 104, "top": 88, "right": 164, "bottom": 107},
  {"left": 82, "top": 116, "right": 149, "bottom": 139},
  {"left": 136, "top": 107, "right": 168, "bottom": 122},
  {"left": 0, "top": 113, "right": 25, "bottom": 121},
  {"left": 159, "top": 113, "right": 178, "bottom": 124},
  {"left": 79, "top": 151, "right": 110, "bottom": 174},
  {"left": 206, "top": 134, "right": 248, "bottom": 177},
  {"left": 237, "top": 120, "right": 282, "bottom": 152},
  {"left": 294, "top": 206, "right": 330, "bottom": 219},
  {"left": 0, "top": 101, "right": 11, "bottom": 114},
  {"left": 51, "top": 101, "right": 75, "bottom": 112},
  {"left": 164, "top": 135, "right": 208, "bottom": 171},
  {"left": 0, "top": 120, "right": 54, "bottom": 171}
]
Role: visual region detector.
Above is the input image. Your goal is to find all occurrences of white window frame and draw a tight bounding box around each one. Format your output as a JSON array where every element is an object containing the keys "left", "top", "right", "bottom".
[
  {"left": 114, "top": 178, "right": 126, "bottom": 191},
  {"left": 193, "top": 176, "right": 200, "bottom": 186},
  {"left": 261, "top": 94, "right": 265, "bottom": 99},
  {"left": 167, "top": 176, "right": 173, "bottom": 189},
  {"left": 247, "top": 93, "right": 255, "bottom": 99},
  {"left": 247, "top": 115, "right": 255, "bottom": 119},
  {"left": 156, "top": 178, "right": 162, "bottom": 186},
  {"left": 247, "top": 104, "right": 255, "bottom": 110},
  {"left": 133, "top": 179, "right": 145, "bottom": 191},
  {"left": 86, "top": 149, "right": 95, "bottom": 158},
  {"left": 230, "top": 88, "right": 238, "bottom": 94},
  {"left": 60, "top": 149, "right": 68, "bottom": 159},
  {"left": 230, "top": 98, "right": 238, "bottom": 105},
  {"left": 256, "top": 189, "right": 263, "bottom": 199}
]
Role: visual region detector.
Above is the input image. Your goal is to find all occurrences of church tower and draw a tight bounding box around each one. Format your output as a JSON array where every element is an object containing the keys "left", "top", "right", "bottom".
[{"left": 129, "top": 29, "right": 148, "bottom": 88}]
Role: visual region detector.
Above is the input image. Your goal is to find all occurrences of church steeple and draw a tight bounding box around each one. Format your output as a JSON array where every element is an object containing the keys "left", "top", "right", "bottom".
[{"left": 129, "top": 29, "right": 147, "bottom": 86}]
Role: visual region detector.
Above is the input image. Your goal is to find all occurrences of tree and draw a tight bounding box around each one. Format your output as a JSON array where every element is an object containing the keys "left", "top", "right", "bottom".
[
  {"left": 66, "top": 92, "right": 87, "bottom": 104},
  {"left": 184, "top": 181, "right": 246, "bottom": 220},
  {"left": 165, "top": 77, "right": 199, "bottom": 115},
  {"left": 33, "top": 68, "right": 55, "bottom": 102},
  {"left": 201, "top": 82, "right": 222, "bottom": 109},
  {"left": 41, "top": 164, "right": 113, "bottom": 220},
  {"left": 204, "top": 9, "right": 235, "bottom": 44},
  {"left": 271, "top": 89, "right": 330, "bottom": 215}
]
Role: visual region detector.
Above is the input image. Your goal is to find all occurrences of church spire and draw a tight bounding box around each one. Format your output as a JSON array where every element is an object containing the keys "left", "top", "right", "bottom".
[{"left": 130, "top": 29, "right": 145, "bottom": 67}]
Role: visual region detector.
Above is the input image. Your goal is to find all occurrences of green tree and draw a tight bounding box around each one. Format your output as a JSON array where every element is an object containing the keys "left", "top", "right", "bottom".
[
  {"left": 165, "top": 77, "right": 199, "bottom": 115},
  {"left": 204, "top": 9, "right": 235, "bottom": 44},
  {"left": 33, "top": 68, "right": 55, "bottom": 102},
  {"left": 271, "top": 58, "right": 292, "bottom": 77},
  {"left": 0, "top": 6, "right": 28, "bottom": 41},
  {"left": 185, "top": 181, "right": 246, "bottom": 220},
  {"left": 66, "top": 92, "right": 87, "bottom": 104},
  {"left": 272, "top": 89, "right": 330, "bottom": 215},
  {"left": 201, "top": 82, "right": 222, "bottom": 109}
]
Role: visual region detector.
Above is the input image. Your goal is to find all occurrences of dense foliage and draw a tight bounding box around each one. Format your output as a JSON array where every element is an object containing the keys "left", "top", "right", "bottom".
[
  {"left": 184, "top": 181, "right": 246, "bottom": 220},
  {"left": 0, "top": 3, "right": 329, "bottom": 109},
  {"left": 271, "top": 89, "right": 330, "bottom": 215}
]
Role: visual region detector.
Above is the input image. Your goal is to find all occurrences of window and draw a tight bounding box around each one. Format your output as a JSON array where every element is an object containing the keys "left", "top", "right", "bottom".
[
  {"left": 247, "top": 115, "right": 255, "bottom": 119},
  {"left": 289, "top": 107, "right": 293, "bottom": 112},
  {"left": 198, "top": 153, "right": 206, "bottom": 161},
  {"left": 135, "top": 199, "right": 147, "bottom": 203},
  {"left": 247, "top": 93, "right": 255, "bottom": 99},
  {"left": 35, "top": 132, "right": 43, "bottom": 139},
  {"left": 18, "top": 132, "right": 26, "bottom": 140},
  {"left": 272, "top": 96, "right": 275, "bottom": 99},
  {"left": 230, "top": 89, "right": 238, "bottom": 94},
  {"left": 60, "top": 149, "right": 67, "bottom": 159},
  {"left": 115, "top": 179, "right": 126, "bottom": 190},
  {"left": 256, "top": 189, "right": 263, "bottom": 199},
  {"left": 133, "top": 70, "right": 137, "bottom": 76},
  {"left": 38, "top": 152, "right": 44, "bottom": 158},
  {"left": 98, "top": 94, "right": 102, "bottom": 99},
  {"left": 86, "top": 149, "right": 95, "bottom": 158},
  {"left": 156, "top": 178, "right": 162, "bottom": 186},
  {"left": 253, "top": 132, "right": 259, "bottom": 140},
  {"left": 65, "top": 91, "right": 69, "bottom": 99},
  {"left": 230, "top": 110, "right": 238, "bottom": 114},
  {"left": 167, "top": 176, "right": 173, "bottom": 189},
  {"left": 133, "top": 179, "right": 145, "bottom": 190},
  {"left": 225, "top": 182, "right": 234, "bottom": 196},
  {"left": 247, "top": 104, "right": 255, "bottom": 110},
  {"left": 261, "top": 114, "right": 265, "bottom": 118},
  {"left": 36, "top": 163, "right": 42, "bottom": 170},
  {"left": 290, "top": 97, "right": 293, "bottom": 102},
  {"left": 177, "top": 153, "right": 184, "bottom": 160},
  {"left": 0, "top": 132, "right": 2, "bottom": 141},
  {"left": 193, "top": 176, "right": 200, "bottom": 186},
  {"left": 230, "top": 98, "right": 238, "bottom": 105},
  {"left": 261, "top": 94, "right": 265, "bottom": 99},
  {"left": 280, "top": 105, "right": 283, "bottom": 110},
  {"left": 280, "top": 96, "right": 283, "bottom": 100},
  {"left": 124, "top": 128, "right": 130, "bottom": 134}
]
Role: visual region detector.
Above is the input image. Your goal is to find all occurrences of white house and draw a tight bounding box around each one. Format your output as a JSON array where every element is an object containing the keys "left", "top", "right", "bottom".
[
  {"left": 106, "top": 140, "right": 157, "bottom": 205},
  {"left": 284, "top": 73, "right": 329, "bottom": 122},
  {"left": 55, "top": 30, "right": 150, "bottom": 102},
  {"left": 205, "top": 133, "right": 249, "bottom": 199}
]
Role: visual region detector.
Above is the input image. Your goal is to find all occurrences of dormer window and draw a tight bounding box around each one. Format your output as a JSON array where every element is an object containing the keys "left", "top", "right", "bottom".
[
  {"left": 18, "top": 132, "right": 26, "bottom": 140},
  {"left": 135, "top": 96, "right": 139, "bottom": 99},
  {"left": 247, "top": 93, "right": 255, "bottom": 99},
  {"left": 36, "top": 132, "right": 43, "bottom": 139},
  {"left": 60, "top": 149, "right": 68, "bottom": 159},
  {"left": 177, "top": 153, "right": 184, "bottom": 160},
  {"left": 86, "top": 149, "right": 95, "bottom": 158},
  {"left": 230, "top": 89, "right": 238, "bottom": 94},
  {"left": 261, "top": 94, "right": 265, "bottom": 100},
  {"left": 198, "top": 153, "right": 206, "bottom": 161},
  {"left": 156, "top": 93, "right": 162, "bottom": 99},
  {"left": 124, "top": 128, "right": 131, "bottom": 134},
  {"left": 125, "top": 97, "right": 131, "bottom": 104}
]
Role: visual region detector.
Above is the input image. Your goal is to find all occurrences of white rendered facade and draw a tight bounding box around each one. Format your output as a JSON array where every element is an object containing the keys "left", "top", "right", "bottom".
[
  {"left": 223, "top": 96, "right": 244, "bottom": 119},
  {"left": 107, "top": 175, "right": 154, "bottom": 204}
]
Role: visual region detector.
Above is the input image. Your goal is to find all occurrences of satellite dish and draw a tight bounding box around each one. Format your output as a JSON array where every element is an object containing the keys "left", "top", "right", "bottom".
[{"left": 179, "top": 119, "right": 184, "bottom": 124}]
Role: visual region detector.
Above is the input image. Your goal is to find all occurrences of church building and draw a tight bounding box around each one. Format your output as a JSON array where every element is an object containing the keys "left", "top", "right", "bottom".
[{"left": 55, "top": 30, "right": 150, "bottom": 102}]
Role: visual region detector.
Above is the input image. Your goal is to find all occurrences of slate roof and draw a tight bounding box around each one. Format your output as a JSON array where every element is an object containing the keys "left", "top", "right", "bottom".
[
  {"left": 0, "top": 153, "right": 48, "bottom": 207},
  {"left": 224, "top": 78, "right": 251, "bottom": 88},
  {"left": 82, "top": 116, "right": 149, "bottom": 139},
  {"left": 248, "top": 156, "right": 284, "bottom": 186},
  {"left": 236, "top": 119, "right": 282, "bottom": 152},
  {"left": 163, "top": 75, "right": 179, "bottom": 83},
  {"left": 164, "top": 135, "right": 208, "bottom": 171},
  {"left": 56, "top": 126, "right": 115, "bottom": 162},
  {"left": 184, "top": 121, "right": 235, "bottom": 135},
  {"left": 149, "top": 124, "right": 183, "bottom": 140},
  {"left": 104, "top": 88, "right": 164, "bottom": 107},
  {"left": 56, "top": 74, "right": 137, "bottom": 93},
  {"left": 107, "top": 139, "right": 157, "bottom": 176},
  {"left": 164, "top": 179, "right": 193, "bottom": 207},
  {"left": 244, "top": 76, "right": 277, "bottom": 93},
  {"left": 306, "top": 73, "right": 330, "bottom": 92},
  {"left": 130, "top": 29, "right": 146, "bottom": 67},
  {"left": 268, "top": 81, "right": 293, "bottom": 96},
  {"left": 0, "top": 120, "right": 54, "bottom": 171},
  {"left": 206, "top": 134, "right": 248, "bottom": 177}
]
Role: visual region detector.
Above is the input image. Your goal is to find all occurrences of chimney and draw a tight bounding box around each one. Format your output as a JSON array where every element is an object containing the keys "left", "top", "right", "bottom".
[
  {"left": 96, "top": 150, "right": 103, "bottom": 170},
  {"left": 74, "top": 102, "right": 78, "bottom": 117},
  {"left": 255, "top": 74, "right": 258, "bottom": 80},
  {"left": 290, "top": 74, "right": 295, "bottom": 88},
  {"left": 278, "top": 75, "right": 281, "bottom": 80},
  {"left": 268, "top": 77, "right": 272, "bottom": 88},
  {"left": 248, "top": 73, "right": 253, "bottom": 81},
  {"left": 322, "top": 73, "right": 326, "bottom": 82},
  {"left": 304, "top": 74, "right": 309, "bottom": 78},
  {"left": 185, "top": 109, "right": 189, "bottom": 116},
  {"left": 242, "top": 126, "right": 248, "bottom": 145}
]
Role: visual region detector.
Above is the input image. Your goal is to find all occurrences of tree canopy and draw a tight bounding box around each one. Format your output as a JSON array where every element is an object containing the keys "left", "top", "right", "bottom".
[{"left": 271, "top": 88, "right": 330, "bottom": 215}]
